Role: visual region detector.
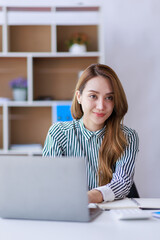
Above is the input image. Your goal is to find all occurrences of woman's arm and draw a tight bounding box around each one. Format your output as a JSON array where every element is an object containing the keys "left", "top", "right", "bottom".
[{"left": 88, "top": 189, "right": 103, "bottom": 203}]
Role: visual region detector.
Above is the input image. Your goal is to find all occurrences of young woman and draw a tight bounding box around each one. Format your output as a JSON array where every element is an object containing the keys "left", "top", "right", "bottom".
[{"left": 43, "top": 63, "right": 139, "bottom": 203}]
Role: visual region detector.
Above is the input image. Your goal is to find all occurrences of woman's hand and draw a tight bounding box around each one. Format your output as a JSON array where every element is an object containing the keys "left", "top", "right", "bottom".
[{"left": 88, "top": 189, "right": 103, "bottom": 203}]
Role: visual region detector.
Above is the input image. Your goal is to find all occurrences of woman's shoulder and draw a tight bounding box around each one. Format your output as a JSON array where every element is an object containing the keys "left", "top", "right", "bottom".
[
  {"left": 48, "top": 119, "right": 80, "bottom": 134},
  {"left": 121, "top": 125, "right": 138, "bottom": 136},
  {"left": 121, "top": 125, "right": 139, "bottom": 145}
]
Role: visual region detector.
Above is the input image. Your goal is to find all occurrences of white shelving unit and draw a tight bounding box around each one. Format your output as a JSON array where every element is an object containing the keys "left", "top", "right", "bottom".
[{"left": 0, "top": 1, "right": 105, "bottom": 155}]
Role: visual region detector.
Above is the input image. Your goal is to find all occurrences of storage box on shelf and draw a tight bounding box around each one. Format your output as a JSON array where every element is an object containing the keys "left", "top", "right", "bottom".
[
  {"left": 52, "top": 101, "right": 73, "bottom": 123},
  {"left": 0, "top": 2, "right": 104, "bottom": 155}
]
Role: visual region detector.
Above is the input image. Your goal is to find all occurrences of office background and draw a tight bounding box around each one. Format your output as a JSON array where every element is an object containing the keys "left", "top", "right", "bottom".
[
  {"left": 1, "top": 0, "right": 159, "bottom": 198},
  {"left": 102, "top": 0, "right": 160, "bottom": 198}
]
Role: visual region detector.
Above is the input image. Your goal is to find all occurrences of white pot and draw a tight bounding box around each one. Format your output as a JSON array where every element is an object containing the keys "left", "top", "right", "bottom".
[
  {"left": 12, "top": 88, "right": 27, "bottom": 101},
  {"left": 69, "top": 43, "right": 87, "bottom": 53}
]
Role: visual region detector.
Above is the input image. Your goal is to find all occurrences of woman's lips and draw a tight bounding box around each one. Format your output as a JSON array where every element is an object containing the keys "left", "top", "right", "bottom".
[{"left": 94, "top": 112, "right": 105, "bottom": 117}]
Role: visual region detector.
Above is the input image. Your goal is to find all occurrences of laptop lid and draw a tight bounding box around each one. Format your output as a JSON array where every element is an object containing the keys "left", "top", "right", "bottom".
[{"left": 0, "top": 156, "right": 97, "bottom": 222}]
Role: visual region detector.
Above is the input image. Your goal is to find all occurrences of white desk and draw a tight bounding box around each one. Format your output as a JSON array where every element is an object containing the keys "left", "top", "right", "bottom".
[{"left": 0, "top": 210, "right": 159, "bottom": 240}]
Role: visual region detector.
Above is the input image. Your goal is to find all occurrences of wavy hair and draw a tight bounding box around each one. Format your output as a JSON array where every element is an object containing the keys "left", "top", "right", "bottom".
[{"left": 71, "top": 63, "right": 128, "bottom": 186}]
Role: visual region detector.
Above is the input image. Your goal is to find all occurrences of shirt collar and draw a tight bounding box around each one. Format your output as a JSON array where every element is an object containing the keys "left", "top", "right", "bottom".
[{"left": 79, "top": 118, "right": 106, "bottom": 140}]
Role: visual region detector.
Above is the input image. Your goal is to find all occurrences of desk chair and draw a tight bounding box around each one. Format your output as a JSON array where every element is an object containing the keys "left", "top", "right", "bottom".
[{"left": 127, "top": 182, "right": 139, "bottom": 198}]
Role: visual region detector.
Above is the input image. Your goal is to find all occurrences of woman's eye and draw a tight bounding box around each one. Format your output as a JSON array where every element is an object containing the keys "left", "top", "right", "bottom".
[
  {"left": 106, "top": 96, "right": 114, "bottom": 101},
  {"left": 90, "top": 95, "right": 97, "bottom": 99}
]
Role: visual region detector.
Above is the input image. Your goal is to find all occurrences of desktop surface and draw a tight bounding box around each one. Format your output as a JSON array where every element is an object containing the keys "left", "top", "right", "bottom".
[{"left": 0, "top": 201, "right": 160, "bottom": 240}]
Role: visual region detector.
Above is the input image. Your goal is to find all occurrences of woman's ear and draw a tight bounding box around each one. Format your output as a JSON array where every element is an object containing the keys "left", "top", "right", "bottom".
[{"left": 76, "top": 90, "right": 81, "bottom": 104}]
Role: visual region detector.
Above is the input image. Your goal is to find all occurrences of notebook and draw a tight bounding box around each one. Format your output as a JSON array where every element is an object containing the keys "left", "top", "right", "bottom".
[{"left": 0, "top": 156, "right": 101, "bottom": 222}]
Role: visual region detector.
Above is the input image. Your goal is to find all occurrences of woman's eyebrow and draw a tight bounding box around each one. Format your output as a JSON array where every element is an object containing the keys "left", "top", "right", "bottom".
[{"left": 88, "top": 90, "right": 114, "bottom": 95}]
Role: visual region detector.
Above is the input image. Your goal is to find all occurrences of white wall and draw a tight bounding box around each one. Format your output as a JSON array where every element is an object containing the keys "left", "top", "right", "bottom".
[{"left": 103, "top": 0, "right": 160, "bottom": 197}]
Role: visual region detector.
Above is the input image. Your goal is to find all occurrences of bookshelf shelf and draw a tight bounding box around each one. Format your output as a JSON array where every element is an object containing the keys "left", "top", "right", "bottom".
[{"left": 0, "top": 1, "right": 104, "bottom": 155}]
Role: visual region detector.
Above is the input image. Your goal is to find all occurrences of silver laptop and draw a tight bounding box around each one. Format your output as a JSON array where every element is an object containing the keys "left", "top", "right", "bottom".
[{"left": 0, "top": 156, "right": 101, "bottom": 222}]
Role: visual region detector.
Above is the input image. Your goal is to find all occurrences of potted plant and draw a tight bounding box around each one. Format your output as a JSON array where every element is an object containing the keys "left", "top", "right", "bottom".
[
  {"left": 66, "top": 32, "right": 88, "bottom": 53},
  {"left": 9, "top": 77, "right": 27, "bottom": 101}
]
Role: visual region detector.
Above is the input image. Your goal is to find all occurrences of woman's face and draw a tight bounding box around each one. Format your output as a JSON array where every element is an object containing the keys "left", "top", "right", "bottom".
[{"left": 76, "top": 76, "right": 114, "bottom": 131}]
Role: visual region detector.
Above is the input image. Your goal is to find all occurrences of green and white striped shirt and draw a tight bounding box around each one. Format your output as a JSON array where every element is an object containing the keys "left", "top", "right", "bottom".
[{"left": 43, "top": 118, "right": 139, "bottom": 202}]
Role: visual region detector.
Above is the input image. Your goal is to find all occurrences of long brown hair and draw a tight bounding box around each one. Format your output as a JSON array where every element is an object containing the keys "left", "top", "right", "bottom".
[{"left": 71, "top": 63, "right": 128, "bottom": 186}]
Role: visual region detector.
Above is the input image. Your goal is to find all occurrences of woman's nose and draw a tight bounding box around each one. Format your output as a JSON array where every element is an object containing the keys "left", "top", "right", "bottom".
[{"left": 96, "top": 99, "right": 104, "bottom": 110}]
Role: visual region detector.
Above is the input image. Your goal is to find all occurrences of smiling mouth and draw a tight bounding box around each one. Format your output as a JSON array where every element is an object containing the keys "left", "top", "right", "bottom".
[{"left": 94, "top": 112, "right": 105, "bottom": 117}]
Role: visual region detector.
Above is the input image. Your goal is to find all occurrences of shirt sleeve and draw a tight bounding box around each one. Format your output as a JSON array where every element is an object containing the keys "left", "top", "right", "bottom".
[
  {"left": 43, "top": 123, "right": 67, "bottom": 157},
  {"left": 96, "top": 128, "right": 139, "bottom": 202}
]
